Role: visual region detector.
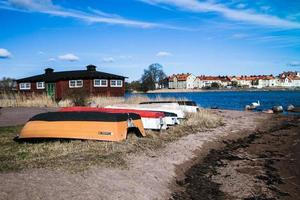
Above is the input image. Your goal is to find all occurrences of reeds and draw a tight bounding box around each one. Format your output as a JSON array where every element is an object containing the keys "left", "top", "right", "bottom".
[
  {"left": 0, "top": 92, "right": 188, "bottom": 108},
  {"left": 88, "top": 95, "right": 183, "bottom": 107},
  {"left": 0, "top": 92, "right": 58, "bottom": 107}
]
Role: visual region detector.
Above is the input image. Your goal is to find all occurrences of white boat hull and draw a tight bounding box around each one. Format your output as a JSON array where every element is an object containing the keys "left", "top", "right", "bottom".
[
  {"left": 150, "top": 103, "right": 199, "bottom": 113},
  {"left": 106, "top": 105, "right": 182, "bottom": 125},
  {"left": 141, "top": 117, "right": 168, "bottom": 130}
]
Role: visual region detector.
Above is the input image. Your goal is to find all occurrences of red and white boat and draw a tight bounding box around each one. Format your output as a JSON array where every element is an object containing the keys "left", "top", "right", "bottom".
[
  {"left": 106, "top": 104, "right": 183, "bottom": 124},
  {"left": 60, "top": 107, "right": 168, "bottom": 130}
]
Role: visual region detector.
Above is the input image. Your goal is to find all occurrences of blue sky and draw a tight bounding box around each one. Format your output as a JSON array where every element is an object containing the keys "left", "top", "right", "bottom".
[{"left": 0, "top": 0, "right": 300, "bottom": 81}]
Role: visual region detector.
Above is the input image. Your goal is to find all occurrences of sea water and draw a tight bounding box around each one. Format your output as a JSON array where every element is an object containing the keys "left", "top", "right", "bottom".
[{"left": 127, "top": 90, "right": 300, "bottom": 112}]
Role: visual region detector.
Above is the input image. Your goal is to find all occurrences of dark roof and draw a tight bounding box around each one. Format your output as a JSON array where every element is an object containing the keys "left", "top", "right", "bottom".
[{"left": 17, "top": 66, "right": 127, "bottom": 82}]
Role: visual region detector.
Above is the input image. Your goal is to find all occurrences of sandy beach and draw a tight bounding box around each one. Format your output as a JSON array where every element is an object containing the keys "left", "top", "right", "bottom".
[
  {"left": 171, "top": 114, "right": 300, "bottom": 200},
  {"left": 0, "top": 109, "right": 299, "bottom": 200}
]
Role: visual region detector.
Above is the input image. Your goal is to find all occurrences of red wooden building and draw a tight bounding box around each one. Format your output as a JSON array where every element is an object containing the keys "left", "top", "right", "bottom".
[{"left": 16, "top": 65, "right": 126, "bottom": 99}]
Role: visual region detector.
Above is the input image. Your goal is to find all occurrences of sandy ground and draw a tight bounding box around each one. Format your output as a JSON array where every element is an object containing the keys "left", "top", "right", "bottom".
[
  {"left": 0, "top": 107, "right": 58, "bottom": 127},
  {"left": 171, "top": 115, "right": 300, "bottom": 200},
  {"left": 0, "top": 109, "right": 272, "bottom": 200}
]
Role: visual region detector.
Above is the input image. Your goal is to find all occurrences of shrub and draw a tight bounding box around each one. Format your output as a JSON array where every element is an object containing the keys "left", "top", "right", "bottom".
[{"left": 65, "top": 88, "right": 89, "bottom": 106}]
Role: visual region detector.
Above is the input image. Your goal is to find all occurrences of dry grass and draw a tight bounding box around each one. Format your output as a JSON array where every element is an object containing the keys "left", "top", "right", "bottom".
[
  {"left": 0, "top": 92, "right": 187, "bottom": 108},
  {"left": 0, "top": 92, "right": 58, "bottom": 107},
  {"left": 0, "top": 110, "right": 223, "bottom": 172},
  {"left": 88, "top": 95, "right": 187, "bottom": 107}
]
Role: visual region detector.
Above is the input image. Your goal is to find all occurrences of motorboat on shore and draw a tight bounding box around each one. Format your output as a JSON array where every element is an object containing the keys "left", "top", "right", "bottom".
[
  {"left": 106, "top": 104, "right": 183, "bottom": 124},
  {"left": 18, "top": 112, "right": 145, "bottom": 142},
  {"left": 60, "top": 107, "right": 168, "bottom": 130},
  {"left": 161, "top": 111, "right": 179, "bottom": 125},
  {"left": 110, "top": 104, "right": 185, "bottom": 118},
  {"left": 139, "top": 100, "right": 200, "bottom": 113}
]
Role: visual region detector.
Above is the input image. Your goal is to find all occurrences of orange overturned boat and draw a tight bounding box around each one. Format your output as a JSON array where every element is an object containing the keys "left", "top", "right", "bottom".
[{"left": 18, "top": 112, "right": 145, "bottom": 142}]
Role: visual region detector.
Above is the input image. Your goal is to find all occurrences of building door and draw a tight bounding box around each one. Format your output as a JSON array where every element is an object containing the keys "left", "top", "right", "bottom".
[{"left": 46, "top": 83, "right": 55, "bottom": 98}]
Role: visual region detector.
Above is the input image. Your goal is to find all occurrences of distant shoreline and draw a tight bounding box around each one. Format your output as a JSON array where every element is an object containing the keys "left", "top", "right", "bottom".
[{"left": 138, "top": 87, "right": 300, "bottom": 94}]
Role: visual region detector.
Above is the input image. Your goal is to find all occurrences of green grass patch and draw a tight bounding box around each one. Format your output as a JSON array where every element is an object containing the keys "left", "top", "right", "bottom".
[{"left": 0, "top": 110, "right": 223, "bottom": 173}]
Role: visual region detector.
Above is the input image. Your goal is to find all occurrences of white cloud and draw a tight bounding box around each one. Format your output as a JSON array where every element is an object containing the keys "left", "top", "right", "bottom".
[
  {"left": 48, "top": 57, "right": 56, "bottom": 61},
  {"left": 156, "top": 51, "right": 172, "bottom": 57},
  {"left": 7, "top": 0, "right": 55, "bottom": 10},
  {"left": 0, "top": 48, "right": 12, "bottom": 59},
  {"left": 102, "top": 57, "right": 115, "bottom": 63},
  {"left": 100, "top": 55, "right": 133, "bottom": 63},
  {"left": 0, "top": 0, "right": 163, "bottom": 28},
  {"left": 58, "top": 53, "right": 79, "bottom": 62},
  {"left": 140, "top": 0, "right": 300, "bottom": 29}
]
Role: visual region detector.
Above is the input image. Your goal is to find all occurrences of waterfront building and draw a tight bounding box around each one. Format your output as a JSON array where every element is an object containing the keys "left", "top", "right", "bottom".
[{"left": 17, "top": 65, "right": 126, "bottom": 99}]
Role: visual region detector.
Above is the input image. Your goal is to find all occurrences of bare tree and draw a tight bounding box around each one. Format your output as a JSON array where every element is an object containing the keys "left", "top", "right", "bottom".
[{"left": 141, "top": 63, "right": 166, "bottom": 92}]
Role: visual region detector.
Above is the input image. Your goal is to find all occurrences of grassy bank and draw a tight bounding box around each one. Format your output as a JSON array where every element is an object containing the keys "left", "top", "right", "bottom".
[
  {"left": 0, "top": 92, "right": 184, "bottom": 107},
  {"left": 0, "top": 110, "right": 223, "bottom": 172}
]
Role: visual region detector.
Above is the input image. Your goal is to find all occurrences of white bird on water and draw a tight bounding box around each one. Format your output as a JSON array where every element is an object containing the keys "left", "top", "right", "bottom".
[{"left": 250, "top": 100, "right": 260, "bottom": 108}]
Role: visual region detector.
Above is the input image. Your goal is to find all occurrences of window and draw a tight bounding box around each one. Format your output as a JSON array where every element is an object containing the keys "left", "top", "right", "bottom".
[
  {"left": 19, "top": 83, "right": 31, "bottom": 90},
  {"left": 36, "top": 82, "right": 45, "bottom": 89},
  {"left": 110, "top": 80, "right": 123, "bottom": 87},
  {"left": 69, "top": 80, "right": 83, "bottom": 88},
  {"left": 94, "top": 79, "right": 108, "bottom": 87}
]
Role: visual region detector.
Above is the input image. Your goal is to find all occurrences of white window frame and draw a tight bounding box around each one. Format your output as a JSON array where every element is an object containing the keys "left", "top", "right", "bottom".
[
  {"left": 19, "top": 82, "right": 31, "bottom": 90},
  {"left": 36, "top": 81, "right": 45, "bottom": 89},
  {"left": 94, "top": 79, "right": 108, "bottom": 87},
  {"left": 69, "top": 80, "right": 83, "bottom": 88},
  {"left": 110, "top": 80, "right": 123, "bottom": 87}
]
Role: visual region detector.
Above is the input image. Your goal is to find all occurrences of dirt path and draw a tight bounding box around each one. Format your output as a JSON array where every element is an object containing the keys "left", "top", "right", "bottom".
[
  {"left": 0, "top": 110, "right": 271, "bottom": 200},
  {"left": 171, "top": 115, "right": 300, "bottom": 200},
  {"left": 0, "top": 107, "right": 58, "bottom": 127}
]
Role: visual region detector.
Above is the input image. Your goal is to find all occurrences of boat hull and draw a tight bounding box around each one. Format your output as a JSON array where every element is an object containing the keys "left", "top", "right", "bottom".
[
  {"left": 140, "top": 101, "right": 200, "bottom": 113},
  {"left": 106, "top": 106, "right": 180, "bottom": 125},
  {"left": 19, "top": 112, "right": 145, "bottom": 142},
  {"left": 106, "top": 104, "right": 184, "bottom": 119}
]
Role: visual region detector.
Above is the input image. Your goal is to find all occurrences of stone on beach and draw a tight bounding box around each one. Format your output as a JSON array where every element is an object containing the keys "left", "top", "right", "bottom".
[
  {"left": 272, "top": 106, "right": 283, "bottom": 113},
  {"left": 263, "top": 109, "right": 274, "bottom": 114},
  {"left": 287, "top": 104, "right": 295, "bottom": 111}
]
